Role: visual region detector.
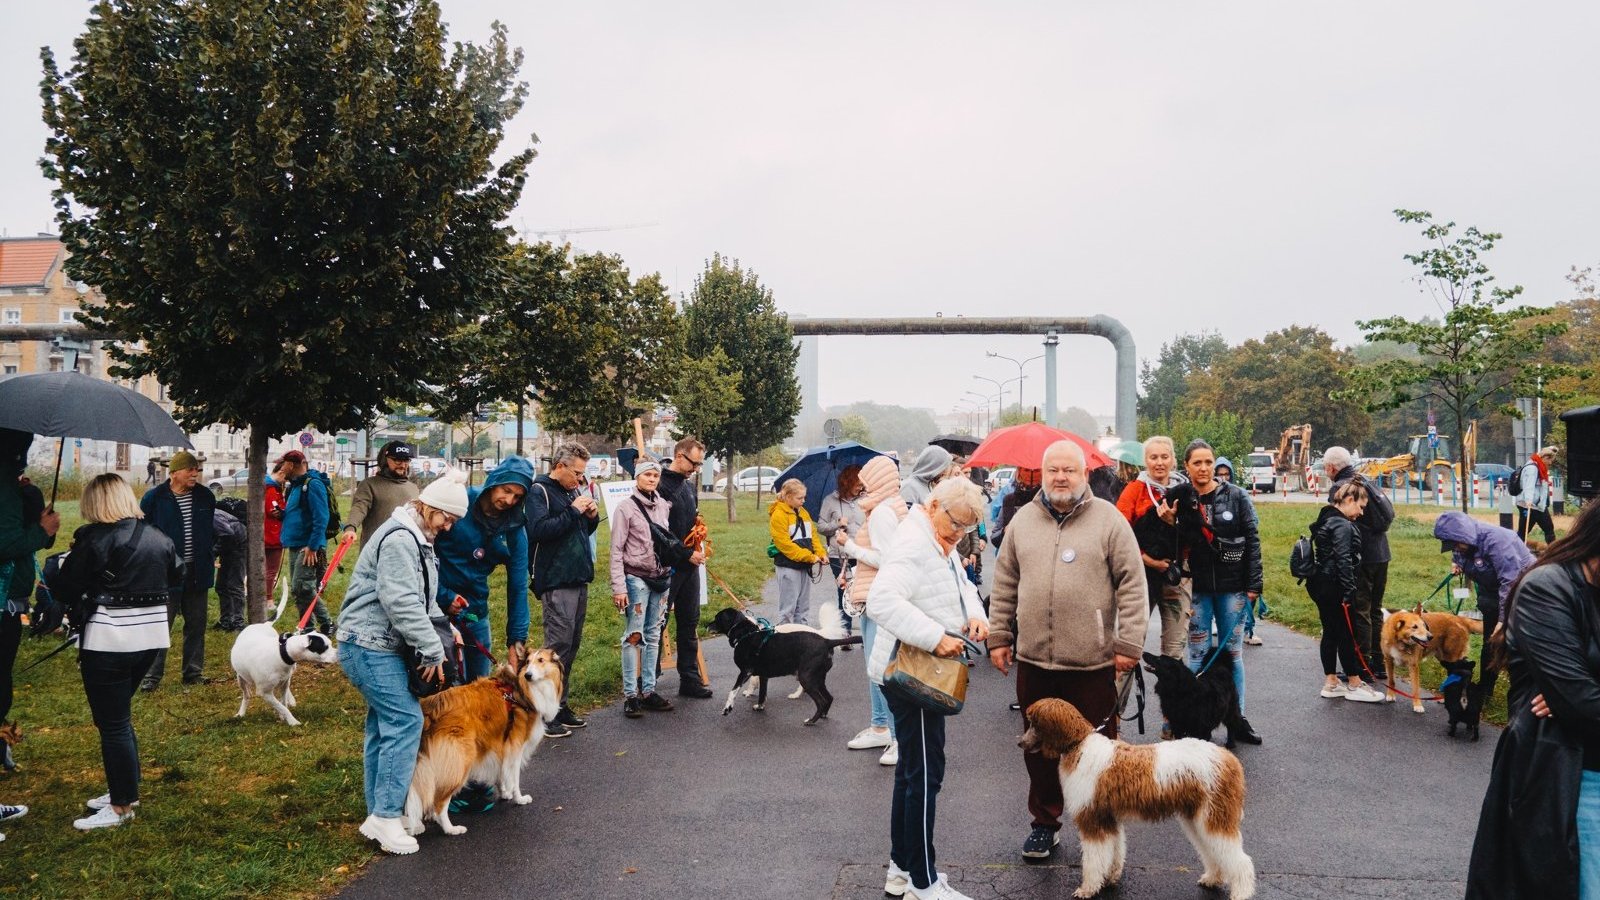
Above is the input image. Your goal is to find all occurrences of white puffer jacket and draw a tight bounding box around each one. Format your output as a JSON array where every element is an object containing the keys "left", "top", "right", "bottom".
[{"left": 865, "top": 506, "right": 985, "bottom": 685}]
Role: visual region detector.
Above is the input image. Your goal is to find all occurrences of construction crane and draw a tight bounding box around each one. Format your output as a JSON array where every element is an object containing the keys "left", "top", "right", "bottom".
[{"left": 520, "top": 222, "right": 660, "bottom": 243}]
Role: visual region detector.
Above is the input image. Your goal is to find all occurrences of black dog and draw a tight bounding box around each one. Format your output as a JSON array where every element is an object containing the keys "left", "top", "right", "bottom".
[
  {"left": 708, "top": 608, "right": 862, "bottom": 725},
  {"left": 1142, "top": 651, "right": 1250, "bottom": 749},
  {"left": 1441, "top": 659, "right": 1484, "bottom": 741}
]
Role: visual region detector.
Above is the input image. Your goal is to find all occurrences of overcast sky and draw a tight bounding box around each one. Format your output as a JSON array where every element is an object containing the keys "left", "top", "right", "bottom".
[{"left": 3, "top": 2, "right": 1597, "bottom": 421}]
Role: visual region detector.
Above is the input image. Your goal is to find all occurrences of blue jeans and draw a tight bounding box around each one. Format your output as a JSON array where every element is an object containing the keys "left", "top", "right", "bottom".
[
  {"left": 861, "top": 617, "right": 892, "bottom": 733},
  {"left": 1189, "top": 591, "right": 1248, "bottom": 715},
  {"left": 459, "top": 614, "right": 493, "bottom": 681},
  {"left": 340, "top": 641, "right": 423, "bottom": 818},
  {"left": 1581, "top": 770, "right": 1600, "bottom": 900},
  {"left": 621, "top": 575, "right": 666, "bottom": 698}
]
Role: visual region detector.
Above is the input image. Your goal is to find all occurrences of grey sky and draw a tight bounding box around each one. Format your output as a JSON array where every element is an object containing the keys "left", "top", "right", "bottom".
[{"left": 4, "top": 2, "right": 1597, "bottom": 422}]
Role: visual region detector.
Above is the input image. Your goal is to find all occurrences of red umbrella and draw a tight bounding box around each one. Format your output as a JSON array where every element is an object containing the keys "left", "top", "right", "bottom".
[{"left": 967, "top": 422, "right": 1113, "bottom": 470}]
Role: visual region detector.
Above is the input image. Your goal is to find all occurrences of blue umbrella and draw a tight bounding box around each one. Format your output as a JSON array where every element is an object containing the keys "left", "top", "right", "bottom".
[{"left": 774, "top": 441, "right": 892, "bottom": 520}]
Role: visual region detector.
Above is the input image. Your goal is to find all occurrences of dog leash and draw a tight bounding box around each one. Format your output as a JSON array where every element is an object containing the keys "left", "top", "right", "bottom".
[
  {"left": 1195, "top": 599, "right": 1246, "bottom": 677},
  {"left": 1340, "top": 602, "right": 1443, "bottom": 703},
  {"left": 295, "top": 536, "right": 355, "bottom": 631},
  {"left": 1116, "top": 665, "right": 1146, "bottom": 735}
]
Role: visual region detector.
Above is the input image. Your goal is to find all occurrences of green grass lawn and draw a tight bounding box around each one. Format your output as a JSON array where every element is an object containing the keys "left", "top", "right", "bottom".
[
  {"left": 0, "top": 494, "right": 1510, "bottom": 897},
  {"left": 0, "top": 495, "right": 775, "bottom": 899}
]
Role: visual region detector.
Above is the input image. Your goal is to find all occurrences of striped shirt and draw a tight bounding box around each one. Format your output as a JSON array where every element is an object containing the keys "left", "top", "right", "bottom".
[
  {"left": 174, "top": 490, "right": 195, "bottom": 564},
  {"left": 80, "top": 604, "right": 171, "bottom": 653}
]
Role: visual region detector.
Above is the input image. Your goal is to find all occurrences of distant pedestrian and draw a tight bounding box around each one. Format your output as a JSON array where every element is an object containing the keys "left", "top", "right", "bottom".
[
  {"left": 866, "top": 476, "right": 989, "bottom": 900},
  {"left": 1466, "top": 499, "right": 1600, "bottom": 899},
  {"left": 992, "top": 468, "right": 1041, "bottom": 548},
  {"left": 901, "top": 445, "right": 952, "bottom": 507},
  {"left": 1434, "top": 510, "right": 1536, "bottom": 692},
  {"left": 1161, "top": 439, "right": 1264, "bottom": 746},
  {"left": 264, "top": 464, "right": 288, "bottom": 595},
  {"left": 989, "top": 440, "right": 1148, "bottom": 862},
  {"left": 1115, "top": 435, "right": 1189, "bottom": 661},
  {"left": 211, "top": 506, "right": 247, "bottom": 631},
  {"left": 769, "top": 478, "right": 826, "bottom": 627},
  {"left": 56, "top": 474, "right": 180, "bottom": 830},
  {"left": 1516, "top": 446, "right": 1558, "bottom": 544},
  {"left": 139, "top": 450, "right": 216, "bottom": 691},
  {"left": 1306, "top": 482, "right": 1385, "bottom": 702},
  {"left": 840, "top": 456, "right": 907, "bottom": 766},
  {"left": 336, "top": 475, "right": 467, "bottom": 856},
  {"left": 610, "top": 459, "right": 675, "bottom": 718},
  {"left": 1324, "top": 446, "right": 1395, "bottom": 685},
  {"left": 144, "top": 458, "right": 156, "bottom": 485},
  {"left": 818, "top": 463, "right": 866, "bottom": 639},
  {"left": 657, "top": 438, "right": 711, "bottom": 698},
  {"left": 343, "top": 441, "right": 420, "bottom": 545},
  {"left": 1213, "top": 457, "right": 1234, "bottom": 486},
  {"left": 278, "top": 450, "right": 337, "bottom": 637},
  {"left": 0, "top": 428, "right": 59, "bottom": 772},
  {"left": 527, "top": 443, "right": 600, "bottom": 737}
]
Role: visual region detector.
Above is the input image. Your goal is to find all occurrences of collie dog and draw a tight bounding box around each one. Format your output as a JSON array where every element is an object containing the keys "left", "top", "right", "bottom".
[
  {"left": 1380, "top": 606, "right": 1482, "bottom": 713},
  {"left": 1022, "top": 698, "right": 1255, "bottom": 899},
  {"left": 403, "top": 649, "right": 564, "bottom": 837}
]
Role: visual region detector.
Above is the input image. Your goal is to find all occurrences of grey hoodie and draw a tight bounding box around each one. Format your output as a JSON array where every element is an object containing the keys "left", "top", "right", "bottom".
[{"left": 901, "top": 445, "right": 953, "bottom": 506}]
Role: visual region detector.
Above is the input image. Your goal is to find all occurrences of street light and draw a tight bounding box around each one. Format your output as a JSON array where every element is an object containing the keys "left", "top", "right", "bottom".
[
  {"left": 964, "top": 389, "right": 1002, "bottom": 435},
  {"left": 987, "top": 351, "right": 1043, "bottom": 416},
  {"left": 973, "top": 375, "right": 1008, "bottom": 426}
]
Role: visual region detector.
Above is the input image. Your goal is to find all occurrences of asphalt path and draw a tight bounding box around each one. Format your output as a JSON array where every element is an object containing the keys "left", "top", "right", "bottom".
[{"left": 339, "top": 576, "right": 1497, "bottom": 900}]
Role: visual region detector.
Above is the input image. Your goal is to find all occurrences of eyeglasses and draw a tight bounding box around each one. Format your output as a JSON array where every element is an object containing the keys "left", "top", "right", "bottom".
[
  {"left": 678, "top": 452, "right": 705, "bottom": 470},
  {"left": 942, "top": 507, "right": 979, "bottom": 534}
]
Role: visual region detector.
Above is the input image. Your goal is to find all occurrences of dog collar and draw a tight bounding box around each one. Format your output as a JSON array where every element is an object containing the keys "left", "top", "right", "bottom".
[
  {"left": 501, "top": 687, "right": 536, "bottom": 714},
  {"left": 278, "top": 633, "right": 295, "bottom": 667}
]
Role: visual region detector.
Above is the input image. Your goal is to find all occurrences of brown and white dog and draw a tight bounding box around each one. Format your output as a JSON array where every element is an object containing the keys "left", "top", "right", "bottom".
[
  {"left": 402, "top": 649, "right": 564, "bottom": 837},
  {"left": 1380, "top": 606, "right": 1482, "bottom": 713},
  {"left": 1022, "top": 698, "right": 1255, "bottom": 899}
]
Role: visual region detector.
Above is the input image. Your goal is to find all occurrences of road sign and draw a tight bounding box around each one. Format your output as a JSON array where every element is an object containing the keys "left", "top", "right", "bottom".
[
  {"left": 335, "top": 437, "right": 350, "bottom": 445},
  {"left": 823, "top": 418, "right": 843, "bottom": 441},
  {"left": 298, "top": 431, "right": 314, "bottom": 447}
]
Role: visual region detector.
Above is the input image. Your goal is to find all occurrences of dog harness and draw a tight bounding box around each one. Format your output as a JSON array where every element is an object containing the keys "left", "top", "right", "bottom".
[
  {"left": 729, "top": 616, "right": 777, "bottom": 657},
  {"left": 278, "top": 633, "right": 296, "bottom": 667}
]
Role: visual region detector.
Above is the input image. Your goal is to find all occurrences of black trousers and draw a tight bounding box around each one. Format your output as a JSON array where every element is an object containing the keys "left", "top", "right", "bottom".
[
  {"left": 216, "top": 547, "right": 247, "bottom": 625},
  {"left": 145, "top": 587, "right": 208, "bottom": 684},
  {"left": 1351, "top": 562, "right": 1388, "bottom": 676},
  {"left": 0, "top": 610, "right": 20, "bottom": 724},
  {"left": 1518, "top": 506, "right": 1555, "bottom": 544},
  {"left": 1308, "top": 581, "right": 1363, "bottom": 678},
  {"left": 665, "top": 566, "right": 705, "bottom": 688},
  {"left": 82, "top": 648, "right": 159, "bottom": 806},
  {"left": 1478, "top": 599, "right": 1501, "bottom": 694},
  {"left": 887, "top": 690, "right": 947, "bottom": 892}
]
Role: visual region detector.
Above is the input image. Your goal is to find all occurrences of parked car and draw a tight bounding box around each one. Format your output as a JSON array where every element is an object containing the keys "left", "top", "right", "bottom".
[
  {"left": 207, "top": 470, "right": 253, "bottom": 493},
  {"left": 1245, "top": 450, "right": 1276, "bottom": 493},
  {"left": 988, "top": 467, "right": 1017, "bottom": 491},
  {"left": 712, "top": 466, "right": 781, "bottom": 493}
]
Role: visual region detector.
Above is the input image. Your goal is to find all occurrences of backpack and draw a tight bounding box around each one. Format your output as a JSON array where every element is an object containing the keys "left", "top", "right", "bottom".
[
  {"left": 298, "top": 471, "right": 342, "bottom": 542},
  {"left": 633, "top": 496, "right": 691, "bottom": 569},
  {"left": 215, "top": 496, "right": 250, "bottom": 525},
  {"left": 1289, "top": 532, "right": 1315, "bottom": 583},
  {"left": 1508, "top": 462, "right": 1534, "bottom": 497}
]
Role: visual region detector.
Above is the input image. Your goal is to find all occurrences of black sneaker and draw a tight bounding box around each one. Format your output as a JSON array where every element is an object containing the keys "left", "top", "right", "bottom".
[
  {"left": 556, "top": 706, "right": 587, "bottom": 729},
  {"left": 447, "top": 783, "right": 496, "bottom": 815},
  {"left": 181, "top": 675, "right": 215, "bottom": 687},
  {"left": 640, "top": 692, "right": 675, "bottom": 712},
  {"left": 677, "top": 683, "right": 713, "bottom": 699},
  {"left": 139, "top": 679, "right": 160, "bottom": 693},
  {"left": 623, "top": 697, "right": 643, "bottom": 718},
  {"left": 1022, "top": 826, "right": 1059, "bottom": 860},
  {"left": 1231, "top": 717, "right": 1264, "bottom": 745},
  {"left": 544, "top": 721, "right": 572, "bottom": 739}
]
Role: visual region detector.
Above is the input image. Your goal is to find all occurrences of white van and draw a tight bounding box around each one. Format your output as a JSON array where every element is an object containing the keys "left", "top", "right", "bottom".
[{"left": 1246, "top": 450, "right": 1276, "bottom": 493}]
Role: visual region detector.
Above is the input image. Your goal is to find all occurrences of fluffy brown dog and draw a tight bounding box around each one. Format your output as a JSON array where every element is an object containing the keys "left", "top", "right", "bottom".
[
  {"left": 1380, "top": 606, "right": 1483, "bottom": 713},
  {"left": 1022, "top": 698, "right": 1255, "bottom": 899},
  {"left": 403, "top": 649, "right": 564, "bottom": 837}
]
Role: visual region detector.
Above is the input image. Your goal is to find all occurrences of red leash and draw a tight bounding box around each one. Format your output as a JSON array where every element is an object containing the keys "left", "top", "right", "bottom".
[
  {"left": 296, "top": 535, "right": 356, "bottom": 631},
  {"left": 1341, "top": 602, "right": 1443, "bottom": 703}
]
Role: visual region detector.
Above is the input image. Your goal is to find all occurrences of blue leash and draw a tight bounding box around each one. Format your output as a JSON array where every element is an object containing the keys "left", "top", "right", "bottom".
[{"left": 1195, "top": 598, "right": 1246, "bottom": 677}]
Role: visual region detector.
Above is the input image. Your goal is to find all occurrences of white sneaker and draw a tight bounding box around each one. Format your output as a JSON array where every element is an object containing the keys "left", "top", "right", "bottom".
[
  {"left": 1344, "top": 683, "right": 1385, "bottom": 703},
  {"left": 73, "top": 806, "right": 134, "bottom": 831},
  {"left": 86, "top": 793, "right": 139, "bottom": 811},
  {"left": 1319, "top": 682, "right": 1348, "bottom": 699},
  {"left": 359, "top": 814, "right": 419, "bottom": 855},
  {"left": 886, "top": 861, "right": 948, "bottom": 897},
  {"left": 879, "top": 741, "right": 899, "bottom": 766},
  {"left": 1244, "top": 634, "right": 1263, "bottom": 646},
  {"left": 847, "top": 727, "right": 892, "bottom": 750},
  {"left": 907, "top": 875, "right": 974, "bottom": 900}
]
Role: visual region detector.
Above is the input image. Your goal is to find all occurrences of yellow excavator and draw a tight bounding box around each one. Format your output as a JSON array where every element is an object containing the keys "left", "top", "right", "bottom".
[
  {"left": 1275, "top": 424, "right": 1313, "bottom": 492},
  {"left": 1357, "top": 422, "right": 1477, "bottom": 492}
]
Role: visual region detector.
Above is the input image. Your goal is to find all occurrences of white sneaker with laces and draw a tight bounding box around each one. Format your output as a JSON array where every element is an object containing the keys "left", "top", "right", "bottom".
[
  {"left": 886, "top": 861, "right": 948, "bottom": 897},
  {"left": 847, "top": 727, "right": 892, "bottom": 750},
  {"left": 879, "top": 740, "right": 899, "bottom": 766},
  {"left": 73, "top": 806, "right": 134, "bottom": 831},
  {"left": 1344, "top": 683, "right": 1385, "bottom": 703},
  {"left": 1319, "top": 682, "right": 1349, "bottom": 699},
  {"left": 359, "top": 814, "right": 419, "bottom": 855},
  {"left": 907, "top": 875, "right": 974, "bottom": 900},
  {"left": 86, "top": 793, "right": 139, "bottom": 811}
]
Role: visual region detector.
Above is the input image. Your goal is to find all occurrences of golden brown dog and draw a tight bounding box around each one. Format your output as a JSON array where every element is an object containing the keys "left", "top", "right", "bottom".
[
  {"left": 1380, "top": 606, "right": 1483, "bottom": 713},
  {"left": 402, "top": 649, "right": 564, "bottom": 837},
  {"left": 1022, "top": 698, "right": 1255, "bottom": 899}
]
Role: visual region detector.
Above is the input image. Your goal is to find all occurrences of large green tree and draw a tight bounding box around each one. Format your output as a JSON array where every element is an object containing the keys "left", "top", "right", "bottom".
[
  {"left": 41, "top": 0, "right": 534, "bottom": 619},
  {"left": 1185, "top": 325, "right": 1373, "bottom": 449},
  {"left": 1138, "top": 332, "right": 1229, "bottom": 421},
  {"left": 1341, "top": 210, "right": 1574, "bottom": 511},
  {"left": 1140, "top": 407, "right": 1254, "bottom": 478},
  {"left": 682, "top": 255, "right": 799, "bottom": 521},
  {"left": 669, "top": 346, "right": 743, "bottom": 444}
]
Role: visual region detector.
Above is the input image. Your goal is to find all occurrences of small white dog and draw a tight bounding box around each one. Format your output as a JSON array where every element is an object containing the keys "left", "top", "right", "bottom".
[{"left": 230, "top": 623, "right": 340, "bottom": 726}]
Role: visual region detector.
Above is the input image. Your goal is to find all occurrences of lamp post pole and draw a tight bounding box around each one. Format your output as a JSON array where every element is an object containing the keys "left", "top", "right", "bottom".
[
  {"left": 973, "top": 375, "right": 1008, "bottom": 428},
  {"left": 986, "top": 352, "right": 1043, "bottom": 417},
  {"left": 964, "top": 390, "right": 998, "bottom": 435}
]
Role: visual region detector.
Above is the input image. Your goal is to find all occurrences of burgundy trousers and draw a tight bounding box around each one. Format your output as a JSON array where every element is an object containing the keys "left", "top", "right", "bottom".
[{"left": 1015, "top": 659, "right": 1117, "bottom": 831}]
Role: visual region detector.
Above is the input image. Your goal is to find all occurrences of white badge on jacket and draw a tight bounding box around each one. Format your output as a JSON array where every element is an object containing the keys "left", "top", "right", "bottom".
[{"left": 1061, "top": 548, "right": 1076, "bottom": 563}]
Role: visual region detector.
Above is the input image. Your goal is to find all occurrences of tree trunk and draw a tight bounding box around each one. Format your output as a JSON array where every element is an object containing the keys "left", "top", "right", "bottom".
[
  {"left": 725, "top": 452, "right": 737, "bottom": 523},
  {"left": 246, "top": 426, "right": 269, "bottom": 623},
  {"left": 1457, "top": 408, "right": 1471, "bottom": 514},
  {"left": 516, "top": 399, "right": 525, "bottom": 457}
]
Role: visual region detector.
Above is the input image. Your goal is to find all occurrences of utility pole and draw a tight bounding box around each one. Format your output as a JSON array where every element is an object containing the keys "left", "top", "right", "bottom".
[{"left": 986, "top": 351, "right": 1042, "bottom": 414}]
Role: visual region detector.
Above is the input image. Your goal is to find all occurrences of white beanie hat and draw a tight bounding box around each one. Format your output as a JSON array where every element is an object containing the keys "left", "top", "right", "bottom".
[{"left": 418, "top": 467, "right": 470, "bottom": 518}]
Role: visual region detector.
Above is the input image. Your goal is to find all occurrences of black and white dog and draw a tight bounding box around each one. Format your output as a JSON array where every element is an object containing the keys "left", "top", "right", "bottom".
[
  {"left": 1143, "top": 651, "right": 1249, "bottom": 748},
  {"left": 709, "top": 608, "right": 861, "bottom": 725},
  {"left": 230, "top": 623, "right": 340, "bottom": 727}
]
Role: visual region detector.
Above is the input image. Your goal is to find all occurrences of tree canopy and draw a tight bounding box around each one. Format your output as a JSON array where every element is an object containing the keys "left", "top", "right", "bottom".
[
  {"left": 1185, "top": 325, "right": 1372, "bottom": 450},
  {"left": 1138, "top": 332, "right": 1229, "bottom": 421}
]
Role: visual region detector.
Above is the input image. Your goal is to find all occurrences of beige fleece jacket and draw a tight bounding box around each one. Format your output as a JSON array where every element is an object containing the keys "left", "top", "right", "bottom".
[{"left": 987, "top": 492, "right": 1149, "bottom": 671}]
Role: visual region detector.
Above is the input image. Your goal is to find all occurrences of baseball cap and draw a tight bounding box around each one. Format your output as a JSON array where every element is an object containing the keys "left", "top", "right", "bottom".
[
  {"left": 379, "top": 440, "right": 415, "bottom": 460},
  {"left": 274, "top": 450, "right": 307, "bottom": 466}
]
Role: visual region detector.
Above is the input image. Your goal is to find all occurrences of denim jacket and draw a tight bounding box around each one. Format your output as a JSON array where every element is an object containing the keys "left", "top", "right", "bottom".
[{"left": 334, "top": 507, "right": 444, "bottom": 664}]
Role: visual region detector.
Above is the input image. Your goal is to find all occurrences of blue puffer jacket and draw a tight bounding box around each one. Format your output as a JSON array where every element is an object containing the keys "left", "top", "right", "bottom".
[
  {"left": 1434, "top": 511, "right": 1536, "bottom": 621},
  {"left": 280, "top": 469, "right": 330, "bottom": 550},
  {"left": 434, "top": 457, "right": 533, "bottom": 644},
  {"left": 140, "top": 481, "right": 216, "bottom": 591}
]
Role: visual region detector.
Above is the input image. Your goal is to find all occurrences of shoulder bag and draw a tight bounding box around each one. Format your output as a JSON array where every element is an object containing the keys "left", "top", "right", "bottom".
[
  {"left": 880, "top": 559, "right": 983, "bottom": 715},
  {"left": 374, "top": 528, "right": 457, "bottom": 697}
]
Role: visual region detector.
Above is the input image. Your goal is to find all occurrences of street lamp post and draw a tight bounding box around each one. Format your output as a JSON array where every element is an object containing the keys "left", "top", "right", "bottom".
[
  {"left": 986, "top": 351, "right": 1043, "bottom": 416},
  {"left": 973, "top": 375, "right": 1008, "bottom": 428},
  {"left": 963, "top": 390, "right": 999, "bottom": 435}
]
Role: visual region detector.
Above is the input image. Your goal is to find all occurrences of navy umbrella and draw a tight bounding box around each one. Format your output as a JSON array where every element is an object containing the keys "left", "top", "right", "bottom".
[
  {"left": 0, "top": 372, "right": 193, "bottom": 505},
  {"left": 774, "top": 440, "right": 891, "bottom": 520}
]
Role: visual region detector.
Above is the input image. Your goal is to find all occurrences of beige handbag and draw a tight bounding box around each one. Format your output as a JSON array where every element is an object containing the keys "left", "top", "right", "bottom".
[{"left": 882, "top": 631, "right": 982, "bottom": 715}]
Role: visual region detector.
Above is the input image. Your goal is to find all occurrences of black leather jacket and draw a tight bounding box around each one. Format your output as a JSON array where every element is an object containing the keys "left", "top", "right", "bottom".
[
  {"left": 56, "top": 518, "right": 182, "bottom": 609},
  {"left": 1168, "top": 480, "right": 1263, "bottom": 595},
  {"left": 1309, "top": 505, "right": 1361, "bottom": 600}
]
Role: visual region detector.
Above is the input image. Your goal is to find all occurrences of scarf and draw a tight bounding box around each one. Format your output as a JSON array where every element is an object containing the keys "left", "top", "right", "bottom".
[{"left": 1532, "top": 454, "right": 1550, "bottom": 483}]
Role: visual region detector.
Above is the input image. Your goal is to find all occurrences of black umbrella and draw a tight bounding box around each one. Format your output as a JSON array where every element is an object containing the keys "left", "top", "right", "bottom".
[
  {"left": 928, "top": 433, "right": 981, "bottom": 457},
  {"left": 0, "top": 372, "right": 193, "bottom": 505}
]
